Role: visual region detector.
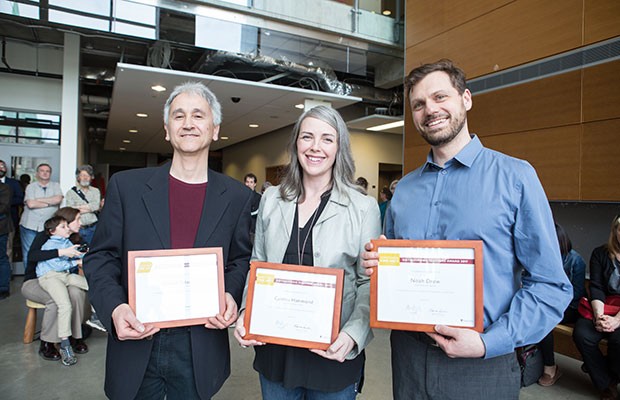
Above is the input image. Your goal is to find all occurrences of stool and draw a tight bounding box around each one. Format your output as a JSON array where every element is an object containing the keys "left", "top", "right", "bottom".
[{"left": 24, "top": 300, "right": 45, "bottom": 344}]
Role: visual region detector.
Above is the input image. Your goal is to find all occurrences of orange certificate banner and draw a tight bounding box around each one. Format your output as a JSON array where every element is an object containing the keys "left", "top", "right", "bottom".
[
  {"left": 370, "top": 240, "right": 484, "bottom": 333},
  {"left": 127, "top": 247, "right": 225, "bottom": 329},
  {"left": 244, "top": 261, "right": 344, "bottom": 350}
]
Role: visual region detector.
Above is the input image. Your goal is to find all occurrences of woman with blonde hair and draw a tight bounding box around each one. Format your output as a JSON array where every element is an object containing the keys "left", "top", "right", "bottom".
[{"left": 234, "top": 106, "right": 381, "bottom": 399}]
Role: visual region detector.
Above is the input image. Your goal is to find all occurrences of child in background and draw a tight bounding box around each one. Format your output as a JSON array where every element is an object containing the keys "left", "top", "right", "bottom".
[{"left": 36, "top": 216, "right": 89, "bottom": 366}]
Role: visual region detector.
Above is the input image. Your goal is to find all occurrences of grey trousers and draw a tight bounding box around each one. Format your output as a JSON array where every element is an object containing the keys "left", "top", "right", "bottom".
[
  {"left": 390, "top": 330, "right": 521, "bottom": 400},
  {"left": 21, "top": 278, "right": 91, "bottom": 342}
]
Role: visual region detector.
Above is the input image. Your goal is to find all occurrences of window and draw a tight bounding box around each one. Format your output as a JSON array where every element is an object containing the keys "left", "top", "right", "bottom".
[{"left": 0, "top": 109, "right": 61, "bottom": 145}]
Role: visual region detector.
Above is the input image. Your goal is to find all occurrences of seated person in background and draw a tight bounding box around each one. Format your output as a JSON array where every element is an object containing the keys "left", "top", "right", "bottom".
[
  {"left": 536, "top": 223, "right": 586, "bottom": 386},
  {"left": 22, "top": 207, "right": 91, "bottom": 362},
  {"left": 36, "top": 216, "right": 89, "bottom": 366},
  {"left": 573, "top": 215, "right": 620, "bottom": 400}
]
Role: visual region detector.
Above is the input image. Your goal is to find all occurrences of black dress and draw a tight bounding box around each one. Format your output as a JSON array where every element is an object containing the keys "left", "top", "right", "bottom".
[{"left": 253, "top": 192, "right": 364, "bottom": 392}]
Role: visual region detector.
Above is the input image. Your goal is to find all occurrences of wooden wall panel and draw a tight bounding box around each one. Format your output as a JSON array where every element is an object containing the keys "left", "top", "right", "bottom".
[
  {"left": 405, "top": 0, "right": 513, "bottom": 47},
  {"left": 403, "top": 143, "right": 429, "bottom": 174},
  {"left": 406, "top": 0, "right": 583, "bottom": 79},
  {"left": 581, "top": 119, "right": 620, "bottom": 201},
  {"left": 584, "top": 0, "right": 620, "bottom": 45},
  {"left": 583, "top": 60, "right": 620, "bottom": 122},
  {"left": 468, "top": 71, "right": 582, "bottom": 136},
  {"left": 481, "top": 126, "right": 581, "bottom": 200}
]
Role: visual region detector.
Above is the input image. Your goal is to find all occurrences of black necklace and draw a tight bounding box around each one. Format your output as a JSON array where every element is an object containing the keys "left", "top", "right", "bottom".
[{"left": 296, "top": 190, "right": 331, "bottom": 265}]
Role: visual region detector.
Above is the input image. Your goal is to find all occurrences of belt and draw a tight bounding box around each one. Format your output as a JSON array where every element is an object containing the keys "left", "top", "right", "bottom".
[
  {"left": 81, "top": 222, "right": 97, "bottom": 229},
  {"left": 147, "top": 326, "right": 191, "bottom": 340}
]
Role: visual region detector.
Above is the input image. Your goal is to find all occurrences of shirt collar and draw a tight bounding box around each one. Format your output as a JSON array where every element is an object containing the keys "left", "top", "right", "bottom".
[{"left": 421, "top": 134, "right": 483, "bottom": 172}]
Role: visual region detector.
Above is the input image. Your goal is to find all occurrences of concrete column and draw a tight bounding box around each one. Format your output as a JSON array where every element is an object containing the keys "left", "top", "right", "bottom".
[{"left": 60, "top": 32, "right": 80, "bottom": 193}]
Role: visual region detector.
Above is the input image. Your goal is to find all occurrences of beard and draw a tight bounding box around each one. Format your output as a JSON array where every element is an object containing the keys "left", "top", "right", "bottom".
[{"left": 417, "top": 109, "right": 467, "bottom": 147}]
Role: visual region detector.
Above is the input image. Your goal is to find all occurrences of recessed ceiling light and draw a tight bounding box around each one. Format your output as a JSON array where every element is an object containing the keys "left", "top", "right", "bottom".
[
  {"left": 382, "top": 10, "right": 392, "bottom": 16},
  {"left": 129, "top": 129, "right": 138, "bottom": 133},
  {"left": 220, "top": 136, "right": 229, "bottom": 140},
  {"left": 123, "top": 139, "right": 131, "bottom": 143},
  {"left": 294, "top": 104, "right": 304, "bottom": 109},
  {"left": 136, "top": 113, "right": 148, "bottom": 118},
  {"left": 151, "top": 85, "right": 166, "bottom": 92},
  {"left": 249, "top": 124, "right": 259, "bottom": 128},
  {"left": 119, "top": 147, "right": 126, "bottom": 151}
]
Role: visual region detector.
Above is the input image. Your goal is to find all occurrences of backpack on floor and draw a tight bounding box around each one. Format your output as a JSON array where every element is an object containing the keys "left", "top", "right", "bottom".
[{"left": 517, "top": 344, "right": 544, "bottom": 387}]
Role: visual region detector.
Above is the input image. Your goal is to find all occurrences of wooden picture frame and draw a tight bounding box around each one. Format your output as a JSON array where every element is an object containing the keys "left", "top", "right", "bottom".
[
  {"left": 244, "top": 261, "right": 344, "bottom": 350},
  {"left": 128, "top": 247, "right": 225, "bottom": 329},
  {"left": 370, "top": 239, "right": 484, "bottom": 333}
]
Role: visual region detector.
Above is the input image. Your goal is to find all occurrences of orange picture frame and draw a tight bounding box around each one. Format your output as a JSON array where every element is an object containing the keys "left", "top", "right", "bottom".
[
  {"left": 244, "top": 261, "right": 344, "bottom": 350},
  {"left": 128, "top": 247, "right": 225, "bottom": 329},
  {"left": 370, "top": 239, "right": 484, "bottom": 333}
]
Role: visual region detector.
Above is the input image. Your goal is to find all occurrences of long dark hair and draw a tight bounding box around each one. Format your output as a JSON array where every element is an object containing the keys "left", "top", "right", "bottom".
[{"left": 554, "top": 223, "right": 572, "bottom": 258}]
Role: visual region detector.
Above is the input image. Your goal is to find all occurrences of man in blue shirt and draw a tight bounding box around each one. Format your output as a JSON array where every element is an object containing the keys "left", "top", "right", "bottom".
[{"left": 363, "top": 59, "right": 572, "bottom": 399}]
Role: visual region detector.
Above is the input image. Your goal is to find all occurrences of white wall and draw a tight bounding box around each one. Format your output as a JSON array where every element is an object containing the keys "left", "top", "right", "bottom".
[{"left": 0, "top": 73, "right": 62, "bottom": 113}]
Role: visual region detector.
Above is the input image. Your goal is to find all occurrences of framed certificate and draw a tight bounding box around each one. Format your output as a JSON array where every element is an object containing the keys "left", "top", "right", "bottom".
[
  {"left": 243, "top": 261, "right": 344, "bottom": 350},
  {"left": 370, "top": 240, "right": 484, "bottom": 332},
  {"left": 127, "top": 247, "right": 225, "bottom": 329}
]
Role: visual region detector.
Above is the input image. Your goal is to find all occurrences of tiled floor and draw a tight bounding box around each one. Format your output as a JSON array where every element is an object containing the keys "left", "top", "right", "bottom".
[{"left": 0, "top": 279, "right": 599, "bottom": 399}]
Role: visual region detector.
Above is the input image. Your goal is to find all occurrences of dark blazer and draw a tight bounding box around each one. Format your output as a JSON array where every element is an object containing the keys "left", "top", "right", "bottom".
[
  {"left": 4, "top": 177, "right": 24, "bottom": 227},
  {"left": 0, "top": 182, "right": 12, "bottom": 235},
  {"left": 84, "top": 162, "right": 253, "bottom": 400}
]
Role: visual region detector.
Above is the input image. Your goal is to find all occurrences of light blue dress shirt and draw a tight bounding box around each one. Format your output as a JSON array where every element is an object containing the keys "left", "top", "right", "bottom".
[
  {"left": 36, "top": 235, "right": 80, "bottom": 277},
  {"left": 386, "top": 135, "right": 572, "bottom": 358}
]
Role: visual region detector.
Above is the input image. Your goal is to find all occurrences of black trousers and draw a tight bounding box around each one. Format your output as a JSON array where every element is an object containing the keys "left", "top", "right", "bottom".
[
  {"left": 538, "top": 307, "right": 580, "bottom": 366},
  {"left": 573, "top": 317, "right": 620, "bottom": 391},
  {"left": 390, "top": 330, "right": 521, "bottom": 400}
]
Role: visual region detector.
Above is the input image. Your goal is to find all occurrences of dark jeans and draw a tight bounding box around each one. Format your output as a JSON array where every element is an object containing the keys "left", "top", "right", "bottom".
[
  {"left": 390, "top": 330, "right": 521, "bottom": 400},
  {"left": 134, "top": 327, "right": 202, "bottom": 400},
  {"left": 538, "top": 307, "right": 580, "bottom": 366},
  {"left": 259, "top": 374, "right": 358, "bottom": 400},
  {"left": 573, "top": 317, "right": 620, "bottom": 391},
  {"left": 79, "top": 224, "right": 96, "bottom": 246}
]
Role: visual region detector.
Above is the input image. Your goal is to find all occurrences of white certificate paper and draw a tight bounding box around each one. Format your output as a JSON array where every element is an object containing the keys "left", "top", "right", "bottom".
[
  {"left": 377, "top": 246, "right": 476, "bottom": 327},
  {"left": 248, "top": 267, "right": 338, "bottom": 345},
  {"left": 132, "top": 253, "right": 220, "bottom": 324}
]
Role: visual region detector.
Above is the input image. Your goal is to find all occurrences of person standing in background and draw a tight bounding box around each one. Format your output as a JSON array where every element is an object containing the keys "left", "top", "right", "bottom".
[
  {"left": 0, "top": 181, "right": 12, "bottom": 299},
  {"left": 65, "top": 165, "right": 101, "bottom": 245},
  {"left": 0, "top": 160, "right": 24, "bottom": 264},
  {"left": 20, "top": 163, "right": 63, "bottom": 270}
]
